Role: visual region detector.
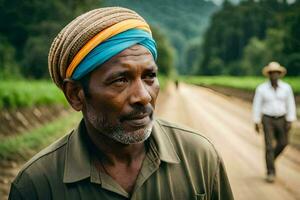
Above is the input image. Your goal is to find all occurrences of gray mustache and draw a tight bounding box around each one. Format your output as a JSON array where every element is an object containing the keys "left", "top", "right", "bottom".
[{"left": 120, "top": 105, "right": 153, "bottom": 121}]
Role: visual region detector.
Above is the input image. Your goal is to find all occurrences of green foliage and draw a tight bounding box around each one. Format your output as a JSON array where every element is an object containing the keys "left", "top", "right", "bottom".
[
  {"left": 0, "top": 80, "right": 67, "bottom": 109},
  {"left": 104, "top": 0, "right": 218, "bottom": 73},
  {"left": 0, "top": 0, "right": 101, "bottom": 79},
  {"left": 199, "top": 0, "right": 300, "bottom": 76},
  {"left": 285, "top": 53, "right": 300, "bottom": 76},
  {"left": 0, "top": 112, "right": 81, "bottom": 160},
  {"left": 241, "top": 28, "right": 285, "bottom": 75},
  {"left": 183, "top": 39, "right": 202, "bottom": 75},
  {"left": 283, "top": 2, "right": 300, "bottom": 75},
  {"left": 0, "top": 76, "right": 170, "bottom": 110},
  {"left": 0, "top": 36, "right": 21, "bottom": 79},
  {"left": 242, "top": 37, "right": 266, "bottom": 74},
  {"left": 22, "top": 36, "right": 51, "bottom": 78},
  {"left": 158, "top": 75, "right": 168, "bottom": 91},
  {"left": 181, "top": 76, "right": 300, "bottom": 94},
  {"left": 152, "top": 28, "right": 176, "bottom": 76}
]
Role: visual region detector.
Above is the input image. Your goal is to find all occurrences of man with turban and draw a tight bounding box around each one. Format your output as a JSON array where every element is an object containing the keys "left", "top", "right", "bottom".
[
  {"left": 253, "top": 61, "right": 297, "bottom": 183},
  {"left": 9, "top": 7, "right": 233, "bottom": 199}
]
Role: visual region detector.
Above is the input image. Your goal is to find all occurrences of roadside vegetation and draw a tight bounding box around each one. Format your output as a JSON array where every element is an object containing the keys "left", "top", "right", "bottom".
[
  {"left": 158, "top": 75, "right": 168, "bottom": 91},
  {"left": 181, "top": 76, "right": 300, "bottom": 94},
  {"left": 0, "top": 112, "right": 81, "bottom": 160},
  {"left": 0, "top": 80, "right": 67, "bottom": 110},
  {"left": 0, "top": 75, "right": 167, "bottom": 160},
  {"left": 181, "top": 75, "right": 300, "bottom": 118},
  {"left": 0, "top": 76, "right": 168, "bottom": 110}
]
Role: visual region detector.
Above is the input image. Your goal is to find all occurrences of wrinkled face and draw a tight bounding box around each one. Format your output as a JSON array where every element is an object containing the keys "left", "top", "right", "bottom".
[
  {"left": 82, "top": 45, "right": 159, "bottom": 144},
  {"left": 269, "top": 71, "right": 281, "bottom": 82}
]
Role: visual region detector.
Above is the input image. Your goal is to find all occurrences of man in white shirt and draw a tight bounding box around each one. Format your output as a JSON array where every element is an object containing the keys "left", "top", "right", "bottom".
[{"left": 252, "top": 61, "right": 297, "bottom": 183}]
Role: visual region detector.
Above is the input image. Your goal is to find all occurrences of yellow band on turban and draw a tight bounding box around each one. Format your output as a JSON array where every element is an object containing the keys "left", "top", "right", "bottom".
[{"left": 66, "top": 19, "right": 151, "bottom": 78}]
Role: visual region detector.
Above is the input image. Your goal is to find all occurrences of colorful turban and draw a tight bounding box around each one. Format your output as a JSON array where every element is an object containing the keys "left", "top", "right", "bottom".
[{"left": 48, "top": 7, "right": 157, "bottom": 89}]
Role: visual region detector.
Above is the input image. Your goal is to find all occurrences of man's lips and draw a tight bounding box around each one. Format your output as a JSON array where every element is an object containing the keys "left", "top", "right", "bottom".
[{"left": 122, "top": 112, "right": 152, "bottom": 127}]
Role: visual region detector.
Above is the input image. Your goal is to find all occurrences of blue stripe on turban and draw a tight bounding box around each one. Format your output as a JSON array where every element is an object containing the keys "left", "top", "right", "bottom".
[{"left": 72, "top": 29, "right": 157, "bottom": 80}]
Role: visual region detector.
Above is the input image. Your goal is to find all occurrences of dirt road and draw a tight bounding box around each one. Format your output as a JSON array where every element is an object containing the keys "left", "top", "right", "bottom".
[
  {"left": 1, "top": 83, "right": 300, "bottom": 200},
  {"left": 155, "top": 83, "right": 300, "bottom": 200}
]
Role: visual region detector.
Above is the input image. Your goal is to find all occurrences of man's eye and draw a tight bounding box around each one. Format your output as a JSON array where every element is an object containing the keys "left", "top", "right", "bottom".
[
  {"left": 115, "top": 78, "right": 127, "bottom": 82},
  {"left": 111, "top": 78, "right": 128, "bottom": 86},
  {"left": 145, "top": 72, "right": 157, "bottom": 79}
]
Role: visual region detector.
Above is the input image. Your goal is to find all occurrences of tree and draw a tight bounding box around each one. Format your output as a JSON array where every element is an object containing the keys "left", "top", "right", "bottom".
[
  {"left": 283, "top": 2, "right": 300, "bottom": 75},
  {"left": 241, "top": 37, "right": 269, "bottom": 75},
  {"left": 0, "top": 0, "right": 101, "bottom": 78},
  {"left": 0, "top": 35, "right": 20, "bottom": 79},
  {"left": 198, "top": 0, "right": 296, "bottom": 76},
  {"left": 241, "top": 28, "right": 285, "bottom": 75},
  {"left": 152, "top": 27, "right": 176, "bottom": 76},
  {"left": 184, "top": 38, "right": 202, "bottom": 75}
]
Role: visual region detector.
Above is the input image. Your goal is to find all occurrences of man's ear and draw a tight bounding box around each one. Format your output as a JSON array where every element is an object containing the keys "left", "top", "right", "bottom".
[{"left": 62, "top": 79, "right": 85, "bottom": 111}]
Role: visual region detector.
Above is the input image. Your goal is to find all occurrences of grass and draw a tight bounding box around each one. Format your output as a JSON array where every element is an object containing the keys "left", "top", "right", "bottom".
[
  {"left": 0, "top": 76, "right": 169, "bottom": 160},
  {"left": 158, "top": 75, "right": 169, "bottom": 91},
  {"left": 180, "top": 76, "right": 300, "bottom": 94},
  {"left": 0, "top": 76, "right": 170, "bottom": 110},
  {"left": 0, "top": 112, "right": 81, "bottom": 160},
  {"left": 181, "top": 75, "right": 300, "bottom": 118},
  {"left": 0, "top": 80, "right": 67, "bottom": 110}
]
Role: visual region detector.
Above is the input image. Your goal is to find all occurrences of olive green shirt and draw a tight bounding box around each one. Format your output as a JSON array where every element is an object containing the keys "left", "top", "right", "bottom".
[{"left": 9, "top": 119, "right": 233, "bottom": 200}]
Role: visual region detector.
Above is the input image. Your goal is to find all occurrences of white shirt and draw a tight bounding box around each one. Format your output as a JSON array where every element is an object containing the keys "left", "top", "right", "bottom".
[{"left": 252, "top": 80, "right": 297, "bottom": 123}]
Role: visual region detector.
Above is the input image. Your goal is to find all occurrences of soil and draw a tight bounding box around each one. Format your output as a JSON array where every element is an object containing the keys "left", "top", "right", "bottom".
[
  {"left": 0, "top": 105, "right": 72, "bottom": 199},
  {"left": 0, "top": 105, "right": 71, "bottom": 139},
  {"left": 157, "top": 83, "right": 300, "bottom": 200},
  {"left": 201, "top": 84, "right": 300, "bottom": 105},
  {"left": 1, "top": 84, "right": 300, "bottom": 200},
  {"left": 201, "top": 85, "right": 300, "bottom": 150}
]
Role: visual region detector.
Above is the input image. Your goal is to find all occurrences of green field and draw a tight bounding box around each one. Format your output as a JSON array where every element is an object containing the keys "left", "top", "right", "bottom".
[
  {"left": 0, "top": 76, "right": 168, "bottom": 110},
  {"left": 0, "top": 80, "right": 67, "bottom": 109},
  {"left": 0, "top": 112, "right": 81, "bottom": 160},
  {"left": 181, "top": 76, "right": 300, "bottom": 94}
]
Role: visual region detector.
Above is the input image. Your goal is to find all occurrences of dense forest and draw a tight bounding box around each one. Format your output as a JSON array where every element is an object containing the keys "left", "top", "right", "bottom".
[
  {"left": 198, "top": 0, "right": 300, "bottom": 76},
  {"left": 0, "top": 0, "right": 299, "bottom": 79},
  {"left": 0, "top": 0, "right": 176, "bottom": 79},
  {"left": 104, "top": 0, "right": 218, "bottom": 74},
  {"left": 0, "top": 0, "right": 102, "bottom": 79}
]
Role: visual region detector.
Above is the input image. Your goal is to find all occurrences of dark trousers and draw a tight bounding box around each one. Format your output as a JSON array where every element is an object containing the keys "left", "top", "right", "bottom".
[{"left": 262, "top": 115, "right": 289, "bottom": 175}]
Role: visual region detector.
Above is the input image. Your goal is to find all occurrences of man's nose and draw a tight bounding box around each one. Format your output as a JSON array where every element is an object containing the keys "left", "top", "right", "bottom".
[{"left": 129, "top": 79, "right": 152, "bottom": 106}]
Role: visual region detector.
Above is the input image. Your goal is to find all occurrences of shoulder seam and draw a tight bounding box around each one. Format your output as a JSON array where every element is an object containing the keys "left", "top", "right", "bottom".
[
  {"left": 156, "top": 119, "right": 219, "bottom": 154},
  {"left": 15, "top": 133, "right": 72, "bottom": 183}
]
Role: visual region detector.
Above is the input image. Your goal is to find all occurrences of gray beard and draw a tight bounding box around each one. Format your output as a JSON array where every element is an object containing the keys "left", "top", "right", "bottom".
[
  {"left": 105, "top": 121, "right": 153, "bottom": 144},
  {"left": 86, "top": 105, "right": 153, "bottom": 144}
]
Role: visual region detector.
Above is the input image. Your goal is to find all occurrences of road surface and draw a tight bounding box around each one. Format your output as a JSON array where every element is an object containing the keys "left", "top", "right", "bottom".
[
  {"left": 155, "top": 83, "right": 300, "bottom": 200},
  {"left": 1, "top": 83, "right": 300, "bottom": 200}
]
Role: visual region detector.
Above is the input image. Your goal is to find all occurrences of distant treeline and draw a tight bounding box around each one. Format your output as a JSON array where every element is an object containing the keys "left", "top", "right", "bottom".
[
  {"left": 104, "top": 0, "right": 218, "bottom": 74},
  {"left": 0, "top": 0, "right": 102, "bottom": 79},
  {"left": 1, "top": 0, "right": 299, "bottom": 78},
  {"left": 195, "top": 0, "right": 300, "bottom": 76},
  {"left": 0, "top": 0, "right": 174, "bottom": 79}
]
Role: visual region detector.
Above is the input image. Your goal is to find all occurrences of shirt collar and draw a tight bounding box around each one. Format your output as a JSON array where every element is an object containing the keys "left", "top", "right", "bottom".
[
  {"left": 267, "top": 79, "right": 283, "bottom": 88},
  {"left": 151, "top": 119, "right": 181, "bottom": 164},
  {"left": 63, "top": 118, "right": 180, "bottom": 183},
  {"left": 63, "top": 120, "right": 91, "bottom": 183}
]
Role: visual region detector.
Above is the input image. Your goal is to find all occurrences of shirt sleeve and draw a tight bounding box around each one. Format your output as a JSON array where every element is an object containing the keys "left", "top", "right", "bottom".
[
  {"left": 8, "top": 183, "right": 24, "bottom": 200},
  {"left": 8, "top": 173, "right": 38, "bottom": 200},
  {"left": 252, "top": 87, "right": 263, "bottom": 123},
  {"left": 286, "top": 85, "right": 297, "bottom": 122},
  {"left": 211, "top": 157, "right": 234, "bottom": 200}
]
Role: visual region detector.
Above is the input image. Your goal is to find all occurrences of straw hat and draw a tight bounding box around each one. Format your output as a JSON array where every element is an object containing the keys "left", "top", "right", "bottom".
[{"left": 262, "top": 62, "right": 287, "bottom": 77}]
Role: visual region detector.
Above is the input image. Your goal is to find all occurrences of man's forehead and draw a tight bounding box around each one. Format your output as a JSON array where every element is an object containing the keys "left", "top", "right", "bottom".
[
  {"left": 115, "top": 45, "right": 152, "bottom": 59},
  {"left": 91, "top": 48, "right": 157, "bottom": 78},
  {"left": 106, "top": 45, "right": 155, "bottom": 68}
]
